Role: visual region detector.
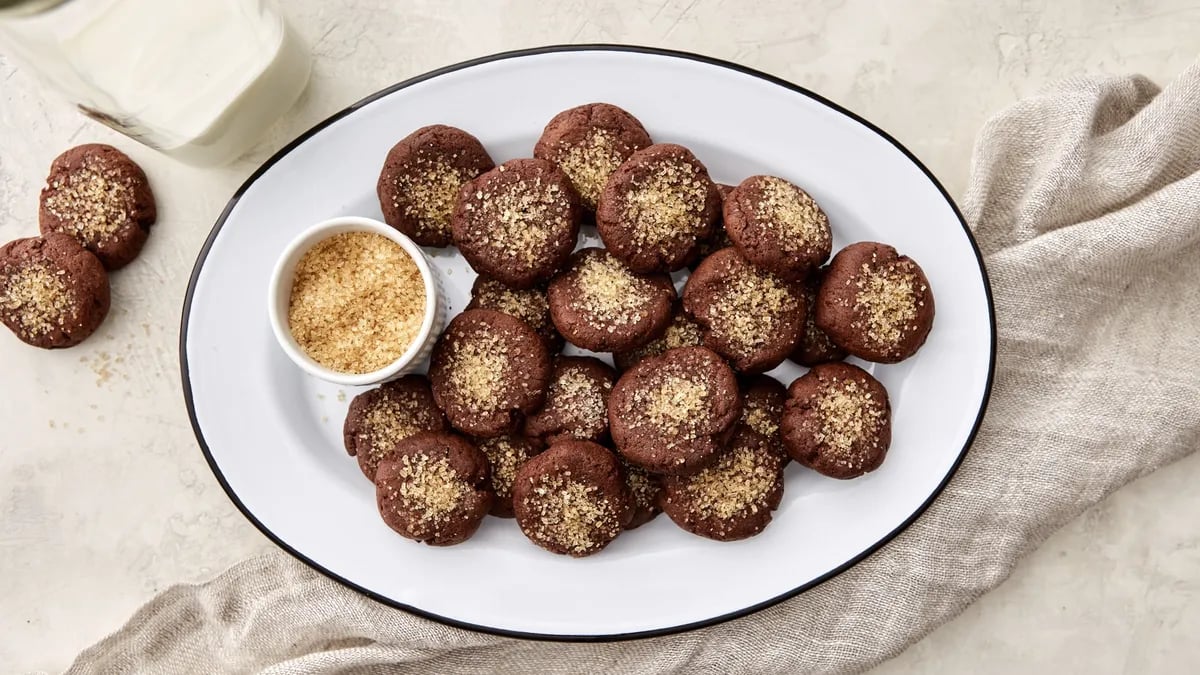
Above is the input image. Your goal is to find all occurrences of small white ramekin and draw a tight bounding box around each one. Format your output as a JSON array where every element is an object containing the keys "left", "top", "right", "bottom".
[{"left": 267, "top": 216, "right": 445, "bottom": 386}]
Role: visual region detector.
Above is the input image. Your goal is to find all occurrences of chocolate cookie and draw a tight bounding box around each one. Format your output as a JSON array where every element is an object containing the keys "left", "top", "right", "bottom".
[
  {"left": 0, "top": 233, "right": 109, "bottom": 349},
  {"left": 781, "top": 362, "right": 892, "bottom": 479},
  {"left": 623, "top": 460, "right": 662, "bottom": 529},
  {"left": 343, "top": 375, "right": 447, "bottom": 481},
  {"left": 466, "top": 276, "right": 564, "bottom": 353},
  {"left": 659, "top": 426, "right": 786, "bottom": 541},
  {"left": 682, "top": 247, "right": 805, "bottom": 373},
  {"left": 739, "top": 374, "right": 788, "bottom": 459},
  {"left": 533, "top": 103, "right": 653, "bottom": 211},
  {"left": 791, "top": 267, "right": 848, "bottom": 366},
  {"left": 612, "top": 303, "right": 703, "bottom": 371},
  {"left": 816, "top": 242, "right": 935, "bottom": 363},
  {"left": 377, "top": 125, "right": 494, "bottom": 246},
  {"left": 39, "top": 144, "right": 156, "bottom": 270},
  {"left": 428, "top": 309, "right": 551, "bottom": 437},
  {"left": 512, "top": 440, "right": 633, "bottom": 556},
  {"left": 478, "top": 435, "right": 543, "bottom": 518},
  {"left": 452, "top": 158, "right": 582, "bottom": 288},
  {"left": 524, "top": 356, "right": 616, "bottom": 445},
  {"left": 596, "top": 143, "right": 721, "bottom": 273},
  {"left": 609, "top": 346, "right": 741, "bottom": 476},
  {"left": 375, "top": 431, "right": 493, "bottom": 546},
  {"left": 689, "top": 182, "right": 735, "bottom": 268},
  {"left": 723, "top": 175, "right": 831, "bottom": 281},
  {"left": 546, "top": 248, "right": 676, "bottom": 352}
]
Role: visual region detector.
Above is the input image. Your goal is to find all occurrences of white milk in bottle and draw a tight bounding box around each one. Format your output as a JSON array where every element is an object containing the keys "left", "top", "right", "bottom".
[{"left": 0, "top": 0, "right": 311, "bottom": 165}]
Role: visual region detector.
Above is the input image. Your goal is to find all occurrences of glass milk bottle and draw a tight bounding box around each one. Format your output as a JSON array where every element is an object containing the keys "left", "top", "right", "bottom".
[{"left": 0, "top": 0, "right": 311, "bottom": 165}]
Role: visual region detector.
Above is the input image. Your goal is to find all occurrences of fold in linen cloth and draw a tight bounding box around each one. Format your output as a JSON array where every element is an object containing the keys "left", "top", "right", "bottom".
[{"left": 70, "top": 62, "right": 1200, "bottom": 674}]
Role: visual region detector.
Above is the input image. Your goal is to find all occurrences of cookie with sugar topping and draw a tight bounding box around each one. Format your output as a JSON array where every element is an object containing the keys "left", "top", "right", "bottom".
[
  {"left": 612, "top": 302, "right": 703, "bottom": 371},
  {"left": 659, "top": 426, "right": 787, "bottom": 541},
  {"left": 0, "top": 233, "right": 109, "bottom": 349},
  {"left": 547, "top": 247, "right": 676, "bottom": 352},
  {"left": 682, "top": 247, "right": 806, "bottom": 373},
  {"left": 375, "top": 431, "right": 493, "bottom": 546},
  {"left": 622, "top": 459, "right": 663, "bottom": 529},
  {"left": 596, "top": 143, "right": 722, "bottom": 274},
  {"left": 790, "top": 267, "right": 848, "bottom": 367},
  {"left": 452, "top": 158, "right": 582, "bottom": 288},
  {"left": 609, "top": 346, "right": 742, "bottom": 476},
  {"left": 377, "top": 125, "right": 494, "bottom": 247},
  {"left": 688, "top": 183, "right": 735, "bottom": 268},
  {"left": 343, "top": 375, "right": 448, "bottom": 481},
  {"left": 478, "top": 434, "right": 543, "bottom": 517},
  {"left": 466, "top": 276, "right": 564, "bottom": 354},
  {"left": 428, "top": 309, "right": 552, "bottom": 437},
  {"left": 723, "top": 175, "right": 831, "bottom": 281},
  {"left": 816, "top": 242, "right": 934, "bottom": 363},
  {"left": 738, "top": 374, "right": 788, "bottom": 460},
  {"left": 39, "top": 144, "right": 156, "bottom": 270},
  {"left": 533, "top": 103, "right": 652, "bottom": 212},
  {"left": 524, "top": 355, "right": 616, "bottom": 445},
  {"left": 781, "top": 362, "right": 892, "bottom": 479},
  {"left": 512, "top": 440, "right": 633, "bottom": 556}
]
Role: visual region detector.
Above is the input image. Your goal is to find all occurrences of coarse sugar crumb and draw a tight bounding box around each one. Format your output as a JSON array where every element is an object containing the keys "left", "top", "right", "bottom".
[
  {"left": 811, "top": 378, "right": 886, "bottom": 469},
  {"left": 853, "top": 261, "right": 919, "bottom": 351},
  {"left": 525, "top": 476, "right": 620, "bottom": 554},
  {"left": 573, "top": 252, "right": 656, "bottom": 327},
  {"left": 0, "top": 263, "right": 73, "bottom": 337},
  {"left": 682, "top": 444, "right": 778, "bottom": 521},
  {"left": 621, "top": 160, "right": 709, "bottom": 249},
  {"left": 480, "top": 436, "right": 534, "bottom": 499},
  {"left": 708, "top": 266, "right": 800, "bottom": 352},
  {"left": 389, "top": 452, "right": 469, "bottom": 528},
  {"left": 752, "top": 177, "right": 828, "bottom": 250},
  {"left": 445, "top": 329, "right": 511, "bottom": 410},
  {"left": 288, "top": 232, "right": 426, "bottom": 374},
  {"left": 44, "top": 159, "right": 134, "bottom": 245},
  {"left": 554, "top": 128, "right": 625, "bottom": 209},
  {"left": 88, "top": 350, "right": 113, "bottom": 385},
  {"left": 394, "top": 154, "right": 472, "bottom": 237},
  {"left": 362, "top": 393, "right": 438, "bottom": 461},
  {"left": 462, "top": 173, "right": 568, "bottom": 267}
]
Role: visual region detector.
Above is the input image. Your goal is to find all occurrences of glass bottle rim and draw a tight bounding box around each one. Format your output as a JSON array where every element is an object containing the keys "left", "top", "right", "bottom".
[{"left": 0, "top": 0, "right": 72, "bottom": 19}]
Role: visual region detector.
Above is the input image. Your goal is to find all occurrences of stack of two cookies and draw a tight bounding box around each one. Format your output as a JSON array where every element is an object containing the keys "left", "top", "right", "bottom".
[{"left": 0, "top": 145, "right": 156, "bottom": 349}]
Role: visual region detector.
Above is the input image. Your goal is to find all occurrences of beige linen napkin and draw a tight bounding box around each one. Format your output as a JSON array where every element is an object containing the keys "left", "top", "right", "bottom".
[{"left": 70, "top": 62, "right": 1200, "bottom": 674}]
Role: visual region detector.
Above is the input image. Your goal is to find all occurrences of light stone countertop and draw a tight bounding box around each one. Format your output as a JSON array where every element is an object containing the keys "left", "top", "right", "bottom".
[{"left": 2, "top": 1, "right": 1199, "bottom": 673}]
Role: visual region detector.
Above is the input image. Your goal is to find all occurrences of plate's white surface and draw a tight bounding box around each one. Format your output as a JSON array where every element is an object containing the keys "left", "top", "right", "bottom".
[{"left": 183, "top": 47, "right": 993, "bottom": 638}]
